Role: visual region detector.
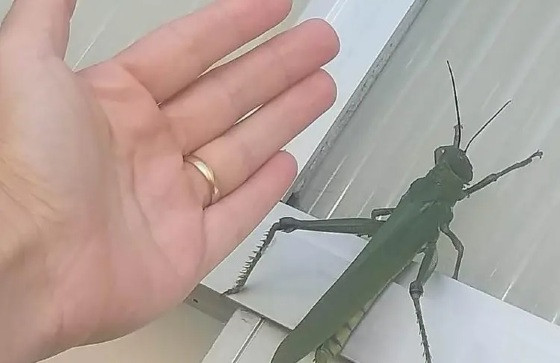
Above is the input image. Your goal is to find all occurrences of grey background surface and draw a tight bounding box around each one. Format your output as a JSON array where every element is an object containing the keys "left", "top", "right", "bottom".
[{"left": 0, "top": 0, "right": 309, "bottom": 69}]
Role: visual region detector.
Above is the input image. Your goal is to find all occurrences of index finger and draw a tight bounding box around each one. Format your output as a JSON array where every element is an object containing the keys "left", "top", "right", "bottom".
[
  {"left": 0, "top": 0, "right": 77, "bottom": 57},
  {"left": 112, "top": 0, "right": 293, "bottom": 103}
]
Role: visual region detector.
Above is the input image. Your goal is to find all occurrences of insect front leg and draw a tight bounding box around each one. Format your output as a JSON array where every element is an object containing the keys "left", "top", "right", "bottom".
[
  {"left": 222, "top": 216, "right": 386, "bottom": 295},
  {"left": 440, "top": 223, "right": 464, "bottom": 279},
  {"left": 409, "top": 241, "right": 438, "bottom": 363},
  {"left": 462, "top": 150, "right": 542, "bottom": 197}
]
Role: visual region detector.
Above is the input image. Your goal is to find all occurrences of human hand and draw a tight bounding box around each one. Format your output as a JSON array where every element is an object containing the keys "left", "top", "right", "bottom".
[{"left": 0, "top": 0, "right": 338, "bottom": 361}]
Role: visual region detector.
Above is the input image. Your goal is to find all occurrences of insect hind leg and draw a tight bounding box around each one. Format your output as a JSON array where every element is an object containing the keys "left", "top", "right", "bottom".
[
  {"left": 222, "top": 220, "right": 282, "bottom": 295},
  {"left": 223, "top": 216, "right": 383, "bottom": 295}
]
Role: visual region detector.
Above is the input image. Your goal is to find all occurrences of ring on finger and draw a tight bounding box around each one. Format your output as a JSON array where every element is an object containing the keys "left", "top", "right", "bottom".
[{"left": 183, "top": 154, "right": 221, "bottom": 206}]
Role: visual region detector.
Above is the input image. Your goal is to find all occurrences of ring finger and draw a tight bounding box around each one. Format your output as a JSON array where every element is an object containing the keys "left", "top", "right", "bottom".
[{"left": 184, "top": 69, "right": 336, "bottom": 206}]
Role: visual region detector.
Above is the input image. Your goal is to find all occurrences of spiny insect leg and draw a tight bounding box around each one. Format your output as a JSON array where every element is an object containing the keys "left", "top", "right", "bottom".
[
  {"left": 223, "top": 217, "right": 383, "bottom": 295},
  {"left": 409, "top": 241, "right": 438, "bottom": 363},
  {"left": 411, "top": 296, "right": 432, "bottom": 363},
  {"left": 222, "top": 221, "right": 280, "bottom": 295}
]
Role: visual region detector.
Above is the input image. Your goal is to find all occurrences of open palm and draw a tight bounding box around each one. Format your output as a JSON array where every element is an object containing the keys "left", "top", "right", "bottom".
[{"left": 0, "top": 0, "right": 338, "bottom": 361}]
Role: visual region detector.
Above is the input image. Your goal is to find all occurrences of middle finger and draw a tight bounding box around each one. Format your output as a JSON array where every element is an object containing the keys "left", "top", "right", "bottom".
[
  {"left": 186, "top": 68, "right": 336, "bottom": 202},
  {"left": 160, "top": 19, "right": 339, "bottom": 153}
]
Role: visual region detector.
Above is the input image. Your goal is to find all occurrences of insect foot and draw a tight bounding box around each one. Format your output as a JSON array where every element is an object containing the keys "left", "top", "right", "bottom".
[{"left": 221, "top": 286, "right": 242, "bottom": 295}]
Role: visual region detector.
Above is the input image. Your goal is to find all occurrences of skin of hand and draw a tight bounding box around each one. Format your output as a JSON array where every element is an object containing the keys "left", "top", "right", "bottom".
[{"left": 0, "top": 0, "right": 339, "bottom": 361}]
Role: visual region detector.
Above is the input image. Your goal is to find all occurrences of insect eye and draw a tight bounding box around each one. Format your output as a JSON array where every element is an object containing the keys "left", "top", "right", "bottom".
[{"left": 434, "top": 147, "right": 446, "bottom": 164}]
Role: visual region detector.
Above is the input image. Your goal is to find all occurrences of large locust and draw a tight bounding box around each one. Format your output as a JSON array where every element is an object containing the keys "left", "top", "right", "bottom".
[{"left": 223, "top": 61, "right": 542, "bottom": 363}]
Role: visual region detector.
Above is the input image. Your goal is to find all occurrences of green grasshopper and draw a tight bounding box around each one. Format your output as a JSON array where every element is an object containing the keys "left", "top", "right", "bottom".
[{"left": 223, "top": 61, "right": 542, "bottom": 363}]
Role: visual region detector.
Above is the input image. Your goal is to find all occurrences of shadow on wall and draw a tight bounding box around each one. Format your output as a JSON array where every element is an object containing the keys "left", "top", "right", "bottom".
[{"left": 43, "top": 304, "right": 224, "bottom": 363}]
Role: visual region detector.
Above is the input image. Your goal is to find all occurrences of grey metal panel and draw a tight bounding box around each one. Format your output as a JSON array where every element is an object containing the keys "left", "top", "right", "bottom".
[
  {"left": 0, "top": 0, "right": 207, "bottom": 68},
  {"left": 72, "top": 0, "right": 210, "bottom": 68},
  {"left": 0, "top": 0, "right": 310, "bottom": 69},
  {"left": 0, "top": 0, "right": 11, "bottom": 20},
  {"left": 295, "top": 0, "right": 560, "bottom": 323}
]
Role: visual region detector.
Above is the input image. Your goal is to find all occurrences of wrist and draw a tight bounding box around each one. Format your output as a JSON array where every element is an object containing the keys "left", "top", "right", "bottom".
[{"left": 0, "top": 187, "right": 61, "bottom": 362}]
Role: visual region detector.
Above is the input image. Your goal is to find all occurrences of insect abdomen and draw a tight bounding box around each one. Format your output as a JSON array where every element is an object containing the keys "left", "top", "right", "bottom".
[{"left": 314, "top": 297, "right": 377, "bottom": 362}]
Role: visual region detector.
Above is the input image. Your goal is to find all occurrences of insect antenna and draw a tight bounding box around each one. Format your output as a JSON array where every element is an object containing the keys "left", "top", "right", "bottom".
[
  {"left": 464, "top": 100, "right": 512, "bottom": 152},
  {"left": 447, "top": 60, "right": 462, "bottom": 148}
]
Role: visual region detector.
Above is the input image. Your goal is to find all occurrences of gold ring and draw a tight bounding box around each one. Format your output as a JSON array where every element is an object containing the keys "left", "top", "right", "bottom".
[{"left": 183, "top": 154, "right": 220, "bottom": 205}]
